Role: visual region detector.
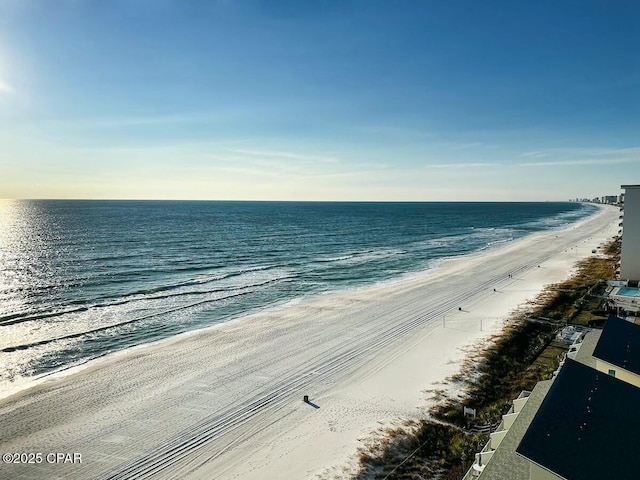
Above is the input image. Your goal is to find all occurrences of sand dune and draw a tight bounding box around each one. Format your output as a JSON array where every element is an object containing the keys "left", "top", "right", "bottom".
[{"left": 0, "top": 205, "right": 618, "bottom": 480}]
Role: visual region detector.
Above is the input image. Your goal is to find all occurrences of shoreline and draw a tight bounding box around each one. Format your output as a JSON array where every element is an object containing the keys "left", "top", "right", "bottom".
[
  {"left": 0, "top": 204, "right": 618, "bottom": 480},
  {"left": 0, "top": 204, "right": 602, "bottom": 403}
]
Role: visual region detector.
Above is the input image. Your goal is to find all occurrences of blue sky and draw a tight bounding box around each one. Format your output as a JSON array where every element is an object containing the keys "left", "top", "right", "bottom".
[{"left": 0, "top": 0, "right": 638, "bottom": 200}]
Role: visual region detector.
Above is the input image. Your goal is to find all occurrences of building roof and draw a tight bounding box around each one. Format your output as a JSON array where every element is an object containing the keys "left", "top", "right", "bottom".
[
  {"left": 516, "top": 358, "right": 640, "bottom": 480},
  {"left": 477, "top": 330, "right": 601, "bottom": 480},
  {"left": 571, "top": 329, "right": 601, "bottom": 369},
  {"left": 592, "top": 315, "right": 640, "bottom": 376},
  {"left": 621, "top": 184, "right": 640, "bottom": 189},
  {"left": 478, "top": 381, "right": 552, "bottom": 480}
]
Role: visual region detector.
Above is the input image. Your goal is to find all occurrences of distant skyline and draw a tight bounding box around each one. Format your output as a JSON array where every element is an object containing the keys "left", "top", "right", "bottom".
[{"left": 0, "top": 1, "right": 638, "bottom": 201}]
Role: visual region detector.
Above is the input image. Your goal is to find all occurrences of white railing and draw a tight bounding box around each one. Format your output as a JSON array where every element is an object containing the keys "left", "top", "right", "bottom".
[{"left": 460, "top": 390, "right": 531, "bottom": 479}]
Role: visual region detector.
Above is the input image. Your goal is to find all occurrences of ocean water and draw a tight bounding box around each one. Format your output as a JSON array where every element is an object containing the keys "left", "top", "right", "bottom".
[{"left": 0, "top": 200, "right": 597, "bottom": 395}]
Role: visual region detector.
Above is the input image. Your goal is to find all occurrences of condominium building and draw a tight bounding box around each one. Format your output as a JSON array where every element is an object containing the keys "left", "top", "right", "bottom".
[
  {"left": 620, "top": 185, "right": 640, "bottom": 282},
  {"left": 465, "top": 316, "right": 640, "bottom": 480}
]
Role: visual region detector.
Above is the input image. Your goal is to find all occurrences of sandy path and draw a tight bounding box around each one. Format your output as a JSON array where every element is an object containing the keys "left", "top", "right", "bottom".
[{"left": 0, "top": 205, "right": 618, "bottom": 480}]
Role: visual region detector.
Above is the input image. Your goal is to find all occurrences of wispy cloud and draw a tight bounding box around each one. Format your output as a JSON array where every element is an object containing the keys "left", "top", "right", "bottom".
[
  {"left": 424, "top": 162, "right": 502, "bottom": 169},
  {"left": 516, "top": 146, "right": 639, "bottom": 168},
  {"left": 421, "top": 146, "right": 639, "bottom": 171},
  {"left": 520, "top": 151, "right": 550, "bottom": 158},
  {"left": 521, "top": 146, "right": 640, "bottom": 157},
  {"left": 518, "top": 157, "right": 639, "bottom": 168},
  {"left": 229, "top": 148, "right": 340, "bottom": 164}
]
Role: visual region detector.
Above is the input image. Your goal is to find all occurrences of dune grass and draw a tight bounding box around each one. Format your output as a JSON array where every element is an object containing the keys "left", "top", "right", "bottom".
[{"left": 353, "top": 237, "right": 620, "bottom": 480}]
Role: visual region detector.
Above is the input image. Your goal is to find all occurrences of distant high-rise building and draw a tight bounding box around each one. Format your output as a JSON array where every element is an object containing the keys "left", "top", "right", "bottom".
[{"left": 621, "top": 185, "right": 640, "bottom": 282}]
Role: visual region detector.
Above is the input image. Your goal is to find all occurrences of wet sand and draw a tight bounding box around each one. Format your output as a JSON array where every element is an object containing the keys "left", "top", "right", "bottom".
[{"left": 0, "top": 205, "right": 618, "bottom": 480}]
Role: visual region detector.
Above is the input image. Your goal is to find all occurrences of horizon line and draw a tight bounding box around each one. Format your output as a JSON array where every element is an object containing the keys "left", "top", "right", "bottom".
[{"left": 1, "top": 198, "right": 589, "bottom": 204}]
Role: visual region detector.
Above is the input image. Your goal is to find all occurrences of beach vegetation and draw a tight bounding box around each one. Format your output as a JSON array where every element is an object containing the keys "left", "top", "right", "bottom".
[{"left": 353, "top": 237, "right": 620, "bottom": 479}]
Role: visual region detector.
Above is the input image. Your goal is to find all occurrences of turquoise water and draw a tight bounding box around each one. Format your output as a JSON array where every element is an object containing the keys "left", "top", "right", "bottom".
[
  {"left": 0, "top": 200, "right": 597, "bottom": 390},
  {"left": 618, "top": 287, "right": 640, "bottom": 297}
]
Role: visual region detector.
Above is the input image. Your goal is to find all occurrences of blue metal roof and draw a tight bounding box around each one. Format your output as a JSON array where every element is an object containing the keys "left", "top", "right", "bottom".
[
  {"left": 593, "top": 315, "right": 640, "bottom": 376},
  {"left": 516, "top": 358, "right": 640, "bottom": 480}
]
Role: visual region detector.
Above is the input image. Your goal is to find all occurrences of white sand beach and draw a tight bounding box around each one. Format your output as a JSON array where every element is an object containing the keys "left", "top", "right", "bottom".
[{"left": 0, "top": 205, "right": 619, "bottom": 480}]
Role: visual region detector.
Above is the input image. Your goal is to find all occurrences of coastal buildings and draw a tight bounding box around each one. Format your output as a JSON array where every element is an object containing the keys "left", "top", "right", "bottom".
[
  {"left": 460, "top": 190, "right": 639, "bottom": 479},
  {"left": 592, "top": 315, "right": 640, "bottom": 386},
  {"left": 516, "top": 358, "right": 640, "bottom": 480},
  {"left": 605, "top": 184, "right": 640, "bottom": 316},
  {"left": 465, "top": 316, "right": 640, "bottom": 480},
  {"left": 620, "top": 185, "right": 640, "bottom": 282},
  {"left": 571, "top": 195, "right": 622, "bottom": 204}
]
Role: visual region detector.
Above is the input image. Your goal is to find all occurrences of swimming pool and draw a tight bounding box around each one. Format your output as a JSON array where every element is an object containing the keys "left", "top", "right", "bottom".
[{"left": 617, "top": 287, "right": 640, "bottom": 297}]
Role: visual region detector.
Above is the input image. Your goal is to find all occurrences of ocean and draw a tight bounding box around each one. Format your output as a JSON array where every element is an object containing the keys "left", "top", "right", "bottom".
[{"left": 0, "top": 200, "right": 597, "bottom": 396}]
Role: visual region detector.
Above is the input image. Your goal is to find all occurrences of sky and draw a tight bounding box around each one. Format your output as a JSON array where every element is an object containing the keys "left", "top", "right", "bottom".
[{"left": 0, "top": 0, "right": 638, "bottom": 201}]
